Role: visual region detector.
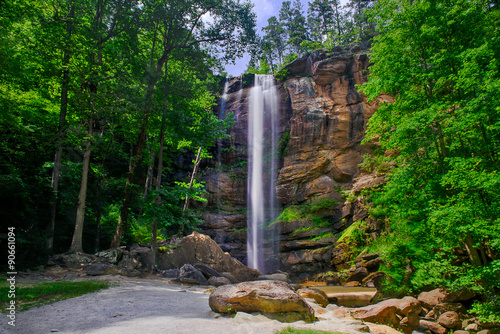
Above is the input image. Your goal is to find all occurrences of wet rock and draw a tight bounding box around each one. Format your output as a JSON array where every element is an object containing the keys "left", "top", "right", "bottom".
[
  {"left": 209, "top": 280, "right": 315, "bottom": 323},
  {"left": 297, "top": 288, "right": 329, "bottom": 307}
]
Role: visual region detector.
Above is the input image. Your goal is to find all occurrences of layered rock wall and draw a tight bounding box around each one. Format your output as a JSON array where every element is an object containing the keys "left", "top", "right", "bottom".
[{"left": 200, "top": 46, "right": 390, "bottom": 279}]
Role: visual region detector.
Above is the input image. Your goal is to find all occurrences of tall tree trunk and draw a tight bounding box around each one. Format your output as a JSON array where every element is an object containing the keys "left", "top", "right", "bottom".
[
  {"left": 143, "top": 147, "right": 155, "bottom": 198},
  {"left": 94, "top": 174, "right": 103, "bottom": 253},
  {"left": 69, "top": 119, "right": 93, "bottom": 253},
  {"left": 110, "top": 36, "right": 171, "bottom": 248},
  {"left": 183, "top": 147, "right": 203, "bottom": 211},
  {"left": 48, "top": 4, "right": 75, "bottom": 253},
  {"left": 150, "top": 95, "right": 167, "bottom": 270},
  {"left": 464, "top": 232, "right": 483, "bottom": 266},
  {"left": 110, "top": 119, "right": 149, "bottom": 248}
]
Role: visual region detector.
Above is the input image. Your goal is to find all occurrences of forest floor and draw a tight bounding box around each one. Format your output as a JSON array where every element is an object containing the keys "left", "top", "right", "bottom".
[{"left": 0, "top": 276, "right": 399, "bottom": 334}]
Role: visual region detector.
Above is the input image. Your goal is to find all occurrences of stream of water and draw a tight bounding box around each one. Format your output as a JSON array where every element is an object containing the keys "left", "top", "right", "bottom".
[{"left": 247, "top": 74, "right": 280, "bottom": 273}]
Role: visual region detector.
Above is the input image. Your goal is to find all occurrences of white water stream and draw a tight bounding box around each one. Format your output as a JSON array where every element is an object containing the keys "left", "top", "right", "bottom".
[{"left": 247, "top": 74, "right": 280, "bottom": 273}]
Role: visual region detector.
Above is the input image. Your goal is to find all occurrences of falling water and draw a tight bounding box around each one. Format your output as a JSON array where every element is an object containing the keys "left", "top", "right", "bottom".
[
  {"left": 247, "top": 74, "right": 280, "bottom": 273},
  {"left": 216, "top": 79, "right": 230, "bottom": 212}
]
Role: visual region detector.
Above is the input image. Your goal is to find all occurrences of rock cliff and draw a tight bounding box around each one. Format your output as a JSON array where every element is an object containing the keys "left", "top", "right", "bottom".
[{"left": 200, "top": 45, "right": 390, "bottom": 280}]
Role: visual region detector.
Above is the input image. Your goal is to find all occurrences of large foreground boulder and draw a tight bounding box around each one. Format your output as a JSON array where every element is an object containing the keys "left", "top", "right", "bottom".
[
  {"left": 209, "top": 280, "right": 316, "bottom": 323},
  {"left": 351, "top": 296, "right": 422, "bottom": 333},
  {"left": 157, "top": 232, "right": 261, "bottom": 282}
]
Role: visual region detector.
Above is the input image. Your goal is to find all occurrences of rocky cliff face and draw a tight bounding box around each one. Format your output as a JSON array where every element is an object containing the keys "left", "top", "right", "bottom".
[{"left": 200, "top": 46, "right": 390, "bottom": 280}]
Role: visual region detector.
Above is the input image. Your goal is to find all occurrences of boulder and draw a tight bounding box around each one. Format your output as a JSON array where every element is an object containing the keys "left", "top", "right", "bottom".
[
  {"left": 362, "top": 271, "right": 388, "bottom": 288},
  {"left": 418, "top": 289, "right": 447, "bottom": 309},
  {"left": 85, "top": 263, "right": 122, "bottom": 276},
  {"left": 51, "top": 253, "right": 96, "bottom": 270},
  {"left": 177, "top": 264, "right": 208, "bottom": 285},
  {"left": 351, "top": 303, "right": 399, "bottom": 328},
  {"left": 257, "top": 273, "right": 288, "bottom": 282},
  {"left": 352, "top": 297, "right": 422, "bottom": 333},
  {"left": 437, "top": 311, "right": 462, "bottom": 329},
  {"left": 221, "top": 272, "right": 239, "bottom": 284},
  {"left": 420, "top": 320, "right": 448, "bottom": 334},
  {"left": 297, "top": 288, "right": 329, "bottom": 307},
  {"left": 193, "top": 263, "right": 223, "bottom": 279},
  {"left": 419, "top": 288, "right": 476, "bottom": 309},
  {"left": 465, "top": 324, "right": 480, "bottom": 332},
  {"left": 120, "top": 268, "right": 141, "bottom": 277},
  {"left": 346, "top": 266, "right": 369, "bottom": 283},
  {"left": 95, "top": 248, "right": 124, "bottom": 264},
  {"left": 434, "top": 303, "right": 466, "bottom": 318},
  {"left": 118, "top": 256, "right": 141, "bottom": 270},
  {"left": 161, "top": 269, "right": 180, "bottom": 278},
  {"left": 157, "top": 232, "right": 261, "bottom": 282},
  {"left": 208, "top": 276, "right": 232, "bottom": 287},
  {"left": 209, "top": 280, "right": 315, "bottom": 323},
  {"left": 363, "top": 257, "right": 384, "bottom": 270}
]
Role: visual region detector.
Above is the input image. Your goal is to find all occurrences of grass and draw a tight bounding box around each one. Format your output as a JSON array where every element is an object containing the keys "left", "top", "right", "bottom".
[
  {"left": 0, "top": 279, "right": 113, "bottom": 312},
  {"left": 276, "top": 327, "right": 346, "bottom": 334}
]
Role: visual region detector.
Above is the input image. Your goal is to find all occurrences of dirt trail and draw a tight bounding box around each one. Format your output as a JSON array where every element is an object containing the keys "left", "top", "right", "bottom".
[{"left": 0, "top": 277, "right": 395, "bottom": 334}]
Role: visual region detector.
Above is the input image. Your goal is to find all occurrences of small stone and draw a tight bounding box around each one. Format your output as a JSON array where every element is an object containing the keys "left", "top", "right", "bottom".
[
  {"left": 356, "top": 325, "right": 371, "bottom": 332},
  {"left": 420, "top": 320, "right": 448, "bottom": 334},
  {"left": 454, "top": 331, "right": 470, "bottom": 334},
  {"left": 51, "top": 330, "right": 59, "bottom": 332},
  {"left": 465, "top": 324, "right": 480, "bottom": 332},
  {"left": 478, "top": 330, "right": 492, "bottom": 334}
]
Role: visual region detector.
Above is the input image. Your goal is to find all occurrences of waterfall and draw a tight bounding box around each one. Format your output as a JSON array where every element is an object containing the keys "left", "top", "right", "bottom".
[
  {"left": 216, "top": 79, "right": 230, "bottom": 212},
  {"left": 247, "top": 74, "right": 280, "bottom": 273}
]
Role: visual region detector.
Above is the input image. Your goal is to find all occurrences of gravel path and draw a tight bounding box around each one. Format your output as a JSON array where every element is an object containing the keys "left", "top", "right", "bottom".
[{"left": 0, "top": 277, "right": 392, "bottom": 334}]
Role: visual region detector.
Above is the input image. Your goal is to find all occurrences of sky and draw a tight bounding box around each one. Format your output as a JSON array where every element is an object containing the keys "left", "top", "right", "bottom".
[{"left": 224, "top": 0, "right": 348, "bottom": 77}]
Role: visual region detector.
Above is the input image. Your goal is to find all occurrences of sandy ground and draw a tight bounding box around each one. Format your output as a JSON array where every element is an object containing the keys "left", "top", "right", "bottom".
[{"left": 0, "top": 276, "right": 396, "bottom": 334}]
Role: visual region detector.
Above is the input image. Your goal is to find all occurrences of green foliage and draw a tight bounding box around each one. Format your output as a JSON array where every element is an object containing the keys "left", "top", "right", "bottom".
[
  {"left": 0, "top": 280, "right": 112, "bottom": 312},
  {"left": 278, "top": 130, "right": 290, "bottom": 158},
  {"left": 275, "top": 197, "right": 338, "bottom": 229},
  {"left": 360, "top": 0, "right": 500, "bottom": 320},
  {"left": 309, "top": 198, "right": 338, "bottom": 214},
  {"left": 311, "top": 231, "right": 336, "bottom": 241},
  {"left": 358, "top": 153, "right": 390, "bottom": 175}
]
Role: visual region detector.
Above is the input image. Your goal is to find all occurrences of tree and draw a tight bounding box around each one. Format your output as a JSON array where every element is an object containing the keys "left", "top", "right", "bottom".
[
  {"left": 361, "top": 0, "right": 500, "bottom": 321},
  {"left": 109, "top": 0, "right": 256, "bottom": 248},
  {"left": 345, "top": 0, "right": 375, "bottom": 41},
  {"left": 262, "top": 16, "right": 286, "bottom": 64},
  {"left": 279, "top": 0, "right": 309, "bottom": 55}
]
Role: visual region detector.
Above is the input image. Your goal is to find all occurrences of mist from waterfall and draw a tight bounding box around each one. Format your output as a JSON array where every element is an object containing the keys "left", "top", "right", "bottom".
[{"left": 247, "top": 74, "right": 280, "bottom": 273}]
